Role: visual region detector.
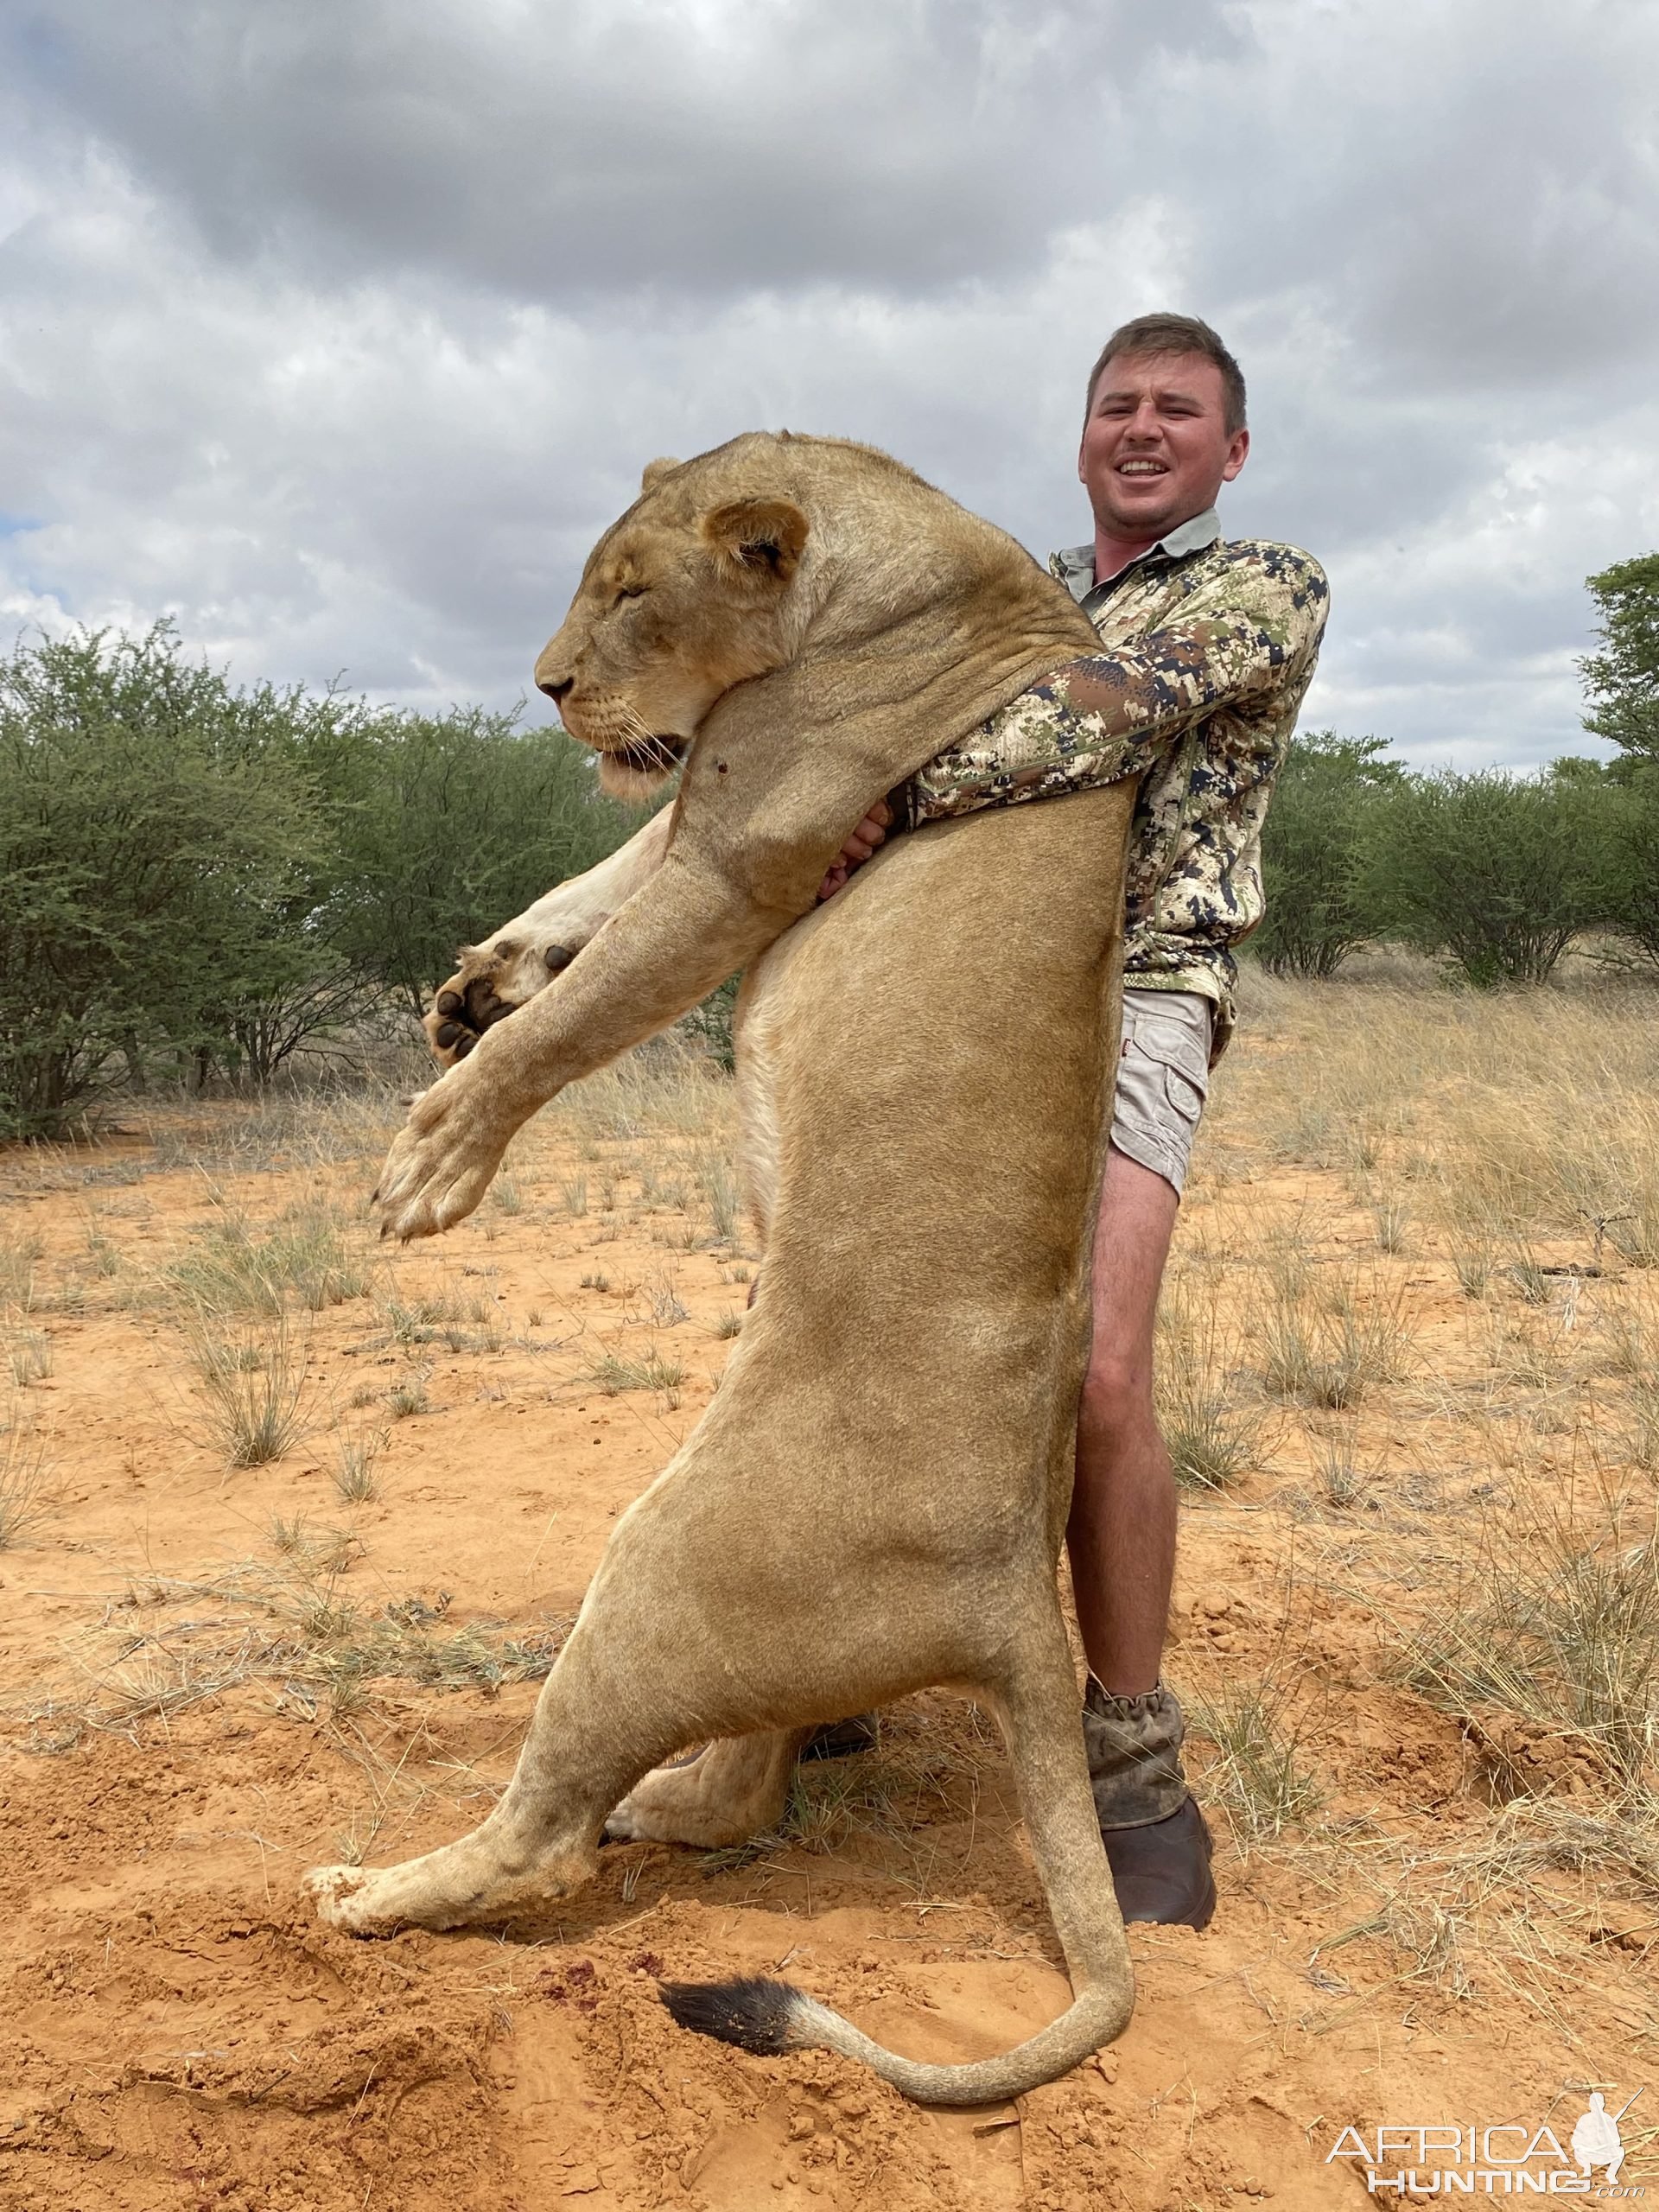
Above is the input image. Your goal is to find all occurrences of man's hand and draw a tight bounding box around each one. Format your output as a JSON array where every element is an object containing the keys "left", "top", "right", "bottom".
[{"left": 817, "top": 799, "right": 892, "bottom": 902}]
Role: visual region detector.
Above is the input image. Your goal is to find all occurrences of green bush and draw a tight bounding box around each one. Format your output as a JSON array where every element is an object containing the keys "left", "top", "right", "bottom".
[
  {"left": 1255, "top": 730, "right": 1402, "bottom": 976},
  {"left": 1608, "top": 766, "right": 1659, "bottom": 966},
  {"left": 0, "top": 626, "right": 334, "bottom": 1134},
  {"left": 682, "top": 974, "right": 741, "bottom": 1071},
  {"left": 1353, "top": 767, "right": 1612, "bottom": 988},
  {"left": 321, "top": 705, "right": 641, "bottom": 1023},
  {"left": 0, "top": 626, "right": 641, "bottom": 1135},
  {"left": 1581, "top": 757, "right": 1659, "bottom": 970}
]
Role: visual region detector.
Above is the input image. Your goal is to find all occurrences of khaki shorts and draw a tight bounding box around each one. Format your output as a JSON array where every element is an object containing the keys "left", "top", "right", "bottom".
[{"left": 1109, "top": 988, "right": 1214, "bottom": 1197}]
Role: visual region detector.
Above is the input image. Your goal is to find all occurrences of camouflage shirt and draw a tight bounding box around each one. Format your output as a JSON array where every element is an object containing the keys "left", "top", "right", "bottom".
[{"left": 897, "top": 510, "right": 1329, "bottom": 1058}]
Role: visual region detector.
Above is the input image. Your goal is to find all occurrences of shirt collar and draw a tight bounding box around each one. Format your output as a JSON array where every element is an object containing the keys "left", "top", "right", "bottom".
[{"left": 1052, "top": 505, "right": 1223, "bottom": 607}]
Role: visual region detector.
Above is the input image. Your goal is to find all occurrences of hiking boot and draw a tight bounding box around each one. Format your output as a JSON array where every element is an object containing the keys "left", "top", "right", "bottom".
[
  {"left": 1082, "top": 1677, "right": 1216, "bottom": 1931},
  {"left": 1101, "top": 1796, "right": 1216, "bottom": 1930}
]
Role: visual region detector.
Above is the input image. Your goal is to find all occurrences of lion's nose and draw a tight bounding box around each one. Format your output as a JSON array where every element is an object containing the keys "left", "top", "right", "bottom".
[{"left": 538, "top": 674, "right": 573, "bottom": 702}]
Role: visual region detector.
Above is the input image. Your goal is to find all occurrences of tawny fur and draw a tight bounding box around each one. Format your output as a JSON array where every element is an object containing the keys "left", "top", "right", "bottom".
[{"left": 304, "top": 431, "right": 1143, "bottom": 2104}]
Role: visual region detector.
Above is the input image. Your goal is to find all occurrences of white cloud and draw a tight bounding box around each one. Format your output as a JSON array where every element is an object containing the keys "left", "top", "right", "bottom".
[{"left": 2, "top": 0, "right": 1655, "bottom": 766}]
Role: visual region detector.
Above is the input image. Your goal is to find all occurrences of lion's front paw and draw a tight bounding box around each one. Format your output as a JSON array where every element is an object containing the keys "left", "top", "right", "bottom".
[
  {"left": 424, "top": 937, "right": 583, "bottom": 1070},
  {"left": 374, "top": 1067, "right": 513, "bottom": 1242},
  {"left": 425, "top": 957, "right": 515, "bottom": 1070}
]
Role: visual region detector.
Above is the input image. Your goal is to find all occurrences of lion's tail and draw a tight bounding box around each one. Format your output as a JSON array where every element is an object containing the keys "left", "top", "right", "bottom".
[
  {"left": 660, "top": 1971, "right": 1130, "bottom": 2107},
  {"left": 659, "top": 1649, "right": 1137, "bottom": 2106}
]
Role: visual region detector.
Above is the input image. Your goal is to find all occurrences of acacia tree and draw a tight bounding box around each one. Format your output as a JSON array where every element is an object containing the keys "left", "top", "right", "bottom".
[
  {"left": 1, "top": 626, "right": 656, "bottom": 1135},
  {"left": 1255, "top": 730, "right": 1402, "bottom": 976},
  {"left": 1354, "top": 768, "right": 1611, "bottom": 988},
  {"left": 1581, "top": 552, "right": 1659, "bottom": 760},
  {"left": 0, "top": 626, "right": 332, "bottom": 1133},
  {"left": 1557, "top": 756, "right": 1659, "bottom": 973},
  {"left": 323, "top": 706, "right": 642, "bottom": 1022}
]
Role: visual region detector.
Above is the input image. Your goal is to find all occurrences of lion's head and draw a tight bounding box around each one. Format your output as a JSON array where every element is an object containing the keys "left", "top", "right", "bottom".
[
  {"left": 424, "top": 433, "right": 1096, "bottom": 1072},
  {"left": 533, "top": 444, "right": 817, "bottom": 802}
]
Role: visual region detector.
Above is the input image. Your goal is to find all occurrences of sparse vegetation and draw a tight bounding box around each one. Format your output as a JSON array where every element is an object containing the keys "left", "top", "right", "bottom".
[
  {"left": 645, "top": 1264, "right": 689, "bottom": 1327},
  {"left": 8, "top": 1328, "right": 53, "bottom": 1386},
  {"left": 586, "top": 1347, "right": 686, "bottom": 1396},
  {"left": 0, "top": 1411, "right": 57, "bottom": 1548},
  {"left": 333, "top": 1423, "right": 388, "bottom": 1504},
  {"left": 1185, "top": 1667, "right": 1324, "bottom": 1847},
  {"left": 1155, "top": 1268, "right": 1262, "bottom": 1488},
  {"left": 3, "top": 945, "right": 1658, "bottom": 2178},
  {"left": 1307, "top": 1421, "right": 1373, "bottom": 1509},
  {"left": 386, "top": 1363, "right": 432, "bottom": 1419},
  {"left": 0, "top": 1233, "right": 42, "bottom": 1307},
  {"left": 697, "top": 1151, "right": 743, "bottom": 1243},
  {"left": 165, "top": 1202, "right": 372, "bottom": 1316},
  {"left": 1258, "top": 1249, "right": 1414, "bottom": 1410},
  {"left": 19, "top": 1538, "right": 574, "bottom": 1744},
  {"left": 184, "top": 1314, "right": 315, "bottom": 1469},
  {"left": 1404, "top": 1500, "right": 1659, "bottom": 1796}
]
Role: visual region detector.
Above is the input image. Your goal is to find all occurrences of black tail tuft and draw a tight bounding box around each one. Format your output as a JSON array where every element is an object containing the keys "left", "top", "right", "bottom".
[{"left": 659, "top": 1974, "right": 799, "bottom": 2056}]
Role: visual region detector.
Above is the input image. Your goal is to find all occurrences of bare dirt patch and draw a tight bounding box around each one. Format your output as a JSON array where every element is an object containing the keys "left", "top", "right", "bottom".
[{"left": 3, "top": 979, "right": 1656, "bottom": 2209}]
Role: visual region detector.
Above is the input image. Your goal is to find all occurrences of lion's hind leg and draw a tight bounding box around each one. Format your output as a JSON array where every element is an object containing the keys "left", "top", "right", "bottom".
[{"left": 605, "top": 1726, "right": 812, "bottom": 1848}]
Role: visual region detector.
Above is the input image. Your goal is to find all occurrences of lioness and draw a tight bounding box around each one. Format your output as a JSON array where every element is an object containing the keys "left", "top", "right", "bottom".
[{"left": 304, "top": 432, "right": 1143, "bottom": 2104}]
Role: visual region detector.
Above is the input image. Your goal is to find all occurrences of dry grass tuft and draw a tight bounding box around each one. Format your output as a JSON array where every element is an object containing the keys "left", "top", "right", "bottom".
[
  {"left": 183, "top": 1313, "right": 315, "bottom": 1469},
  {"left": 16, "top": 1543, "right": 575, "bottom": 1745},
  {"left": 1155, "top": 1267, "right": 1263, "bottom": 1489},
  {"left": 0, "top": 1409, "right": 59, "bottom": 1548},
  {"left": 386, "top": 1363, "right": 432, "bottom": 1420},
  {"left": 695, "top": 1699, "right": 1004, "bottom": 1894},
  {"left": 0, "top": 1233, "right": 42, "bottom": 1310},
  {"left": 491, "top": 1173, "right": 526, "bottom": 1216},
  {"left": 1307, "top": 1420, "right": 1377, "bottom": 1510},
  {"left": 1308, "top": 1795, "right": 1659, "bottom": 2031},
  {"left": 333, "top": 1421, "right": 389, "bottom": 1504},
  {"left": 696, "top": 1149, "right": 743, "bottom": 1244},
  {"left": 1185, "top": 1668, "right": 1323, "bottom": 1847},
  {"left": 164, "top": 1201, "right": 372, "bottom": 1317},
  {"left": 1258, "top": 1250, "right": 1414, "bottom": 1411},
  {"left": 8, "top": 1329, "right": 54, "bottom": 1387},
  {"left": 586, "top": 1346, "right": 685, "bottom": 1397},
  {"left": 1403, "top": 1498, "right": 1659, "bottom": 1796}
]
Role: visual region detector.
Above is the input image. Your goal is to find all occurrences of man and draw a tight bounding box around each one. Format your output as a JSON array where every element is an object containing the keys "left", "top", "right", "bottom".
[{"left": 822, "top": 314, "right": 1328, "bottom": 1929}]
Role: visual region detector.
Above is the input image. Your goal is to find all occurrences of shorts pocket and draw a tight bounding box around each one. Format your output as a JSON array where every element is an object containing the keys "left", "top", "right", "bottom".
[
  {"left": 1161, "top": 1063, "right": 1206, "bottom": 1123},
  {"left": 1124, "top": 1006, "right": 1212, "bottom": 1128}
]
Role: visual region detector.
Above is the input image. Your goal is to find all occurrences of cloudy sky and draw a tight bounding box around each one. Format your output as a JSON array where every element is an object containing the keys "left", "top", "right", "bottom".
[{"left": 3, "top": 0, "right": 1656, "bottom": 769}]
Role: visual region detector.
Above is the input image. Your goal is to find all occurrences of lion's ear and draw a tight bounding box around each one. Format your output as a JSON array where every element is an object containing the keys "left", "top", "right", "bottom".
[
  {"left": 702, "top": 498, "right": 810, "bottom": 585},
  {"left": 640, "top": 456, "right": 682, "bottom": 493}
]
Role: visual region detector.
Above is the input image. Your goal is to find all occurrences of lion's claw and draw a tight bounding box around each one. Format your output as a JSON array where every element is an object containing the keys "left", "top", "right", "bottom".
[{"left": 372, "top": 1063, "right": 514, "bottom": 1241}]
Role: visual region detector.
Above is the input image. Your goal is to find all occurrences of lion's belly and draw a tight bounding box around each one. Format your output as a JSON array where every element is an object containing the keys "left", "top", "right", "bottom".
[{"left": 724, "top": 782, "right": 1135, "bottom": 1552}]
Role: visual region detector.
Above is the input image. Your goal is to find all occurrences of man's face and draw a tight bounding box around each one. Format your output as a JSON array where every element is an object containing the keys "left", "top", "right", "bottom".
[{"left": 1077, "top": 350, "right": 1249, "bottom": 545}]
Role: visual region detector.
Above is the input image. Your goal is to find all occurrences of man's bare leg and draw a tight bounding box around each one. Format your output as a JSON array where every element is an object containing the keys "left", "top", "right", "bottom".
[
  {"left": 1067, "top": 1142, "right": 1179, "bottom": 1694},
  {"left": 1067, "top": 1141, "right": 1214, "bottom": 1929}
]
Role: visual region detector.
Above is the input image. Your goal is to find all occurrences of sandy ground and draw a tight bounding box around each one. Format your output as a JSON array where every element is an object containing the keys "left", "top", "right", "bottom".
[{"left": 2, "top": 984, "right": 1656, "bottom": 2210}]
